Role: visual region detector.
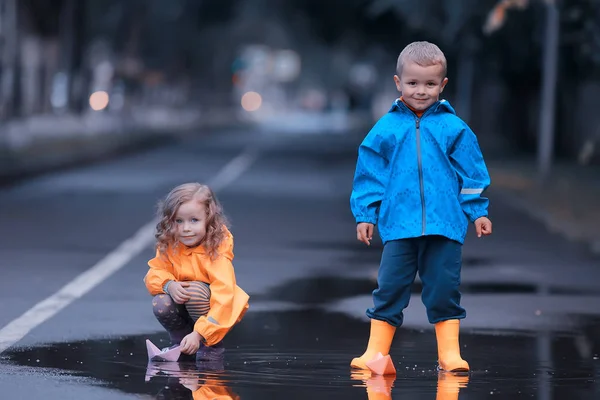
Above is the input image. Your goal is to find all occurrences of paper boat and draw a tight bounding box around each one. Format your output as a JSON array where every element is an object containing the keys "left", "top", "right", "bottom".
[
  {"left": 145, "top": 361, "right": 183, "bottom": 382},
  {"left": 366, "top": 375, "right": 396, "bottom": 398},
  {"left": 366, "top": 352, "right": 397, "bottom": 376},
  {"left": 146, "top": 339, "right": 181, "bottom": 362}
]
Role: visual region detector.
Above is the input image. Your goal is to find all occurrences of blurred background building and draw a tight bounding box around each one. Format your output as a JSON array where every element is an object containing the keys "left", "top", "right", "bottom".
[{"left": 0, "top": 0, "right": 599, "bottom": 176}]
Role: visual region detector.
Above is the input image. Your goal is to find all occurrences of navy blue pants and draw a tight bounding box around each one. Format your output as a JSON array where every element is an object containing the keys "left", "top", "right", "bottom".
[{"left": 366, "top": 235, "right": 466, "bottom": 326}]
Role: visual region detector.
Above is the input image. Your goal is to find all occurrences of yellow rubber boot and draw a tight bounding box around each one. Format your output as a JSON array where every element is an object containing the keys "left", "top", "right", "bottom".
[
  {"left": 351, "top": 319, "right": 396, "bottom": 369},
  {"left": 434, "top": 320, "right": 469, "bottom": 372}
]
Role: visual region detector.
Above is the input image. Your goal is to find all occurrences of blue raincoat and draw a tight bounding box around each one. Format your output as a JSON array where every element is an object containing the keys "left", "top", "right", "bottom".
[{"left": 350, "top": 99, "right": 490, "bottom": 244}]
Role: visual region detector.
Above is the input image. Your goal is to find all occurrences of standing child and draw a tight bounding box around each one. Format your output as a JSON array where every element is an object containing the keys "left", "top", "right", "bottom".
[
  {"left": 350, "top": 41, "right": 492, "bottom": 372},
  {"left": 144, "top": 183, "right": 249, "bottom": 362}
]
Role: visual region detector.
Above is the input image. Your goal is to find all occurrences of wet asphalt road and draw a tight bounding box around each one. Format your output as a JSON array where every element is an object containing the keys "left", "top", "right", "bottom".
[{"left": 0, "top": 127, "right": 599, "bottom": 399}]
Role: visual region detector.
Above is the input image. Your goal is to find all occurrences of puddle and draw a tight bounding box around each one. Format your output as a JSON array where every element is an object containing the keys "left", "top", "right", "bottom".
[{"left": 2, "top": 311, "right": 599, "bottom": 399}]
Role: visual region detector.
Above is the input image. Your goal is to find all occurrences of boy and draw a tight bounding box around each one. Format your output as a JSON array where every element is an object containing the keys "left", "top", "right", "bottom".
[{"left": 350, "top": 41, "right": 492, "bottom": 373}]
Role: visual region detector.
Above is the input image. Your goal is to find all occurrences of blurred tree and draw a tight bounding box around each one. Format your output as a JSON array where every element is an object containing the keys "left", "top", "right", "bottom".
[
  {"left": 483, "top": 0, "right": 600, "bottom": 174},
  {"left": 365, "top": 0, "right": 600, "bottom": 163},
  {"left": 484, "top": 0, "right": 600, "bottom": 77},
  {"left": 86, "top": 0, "right": 242, "bottom": 105},
  {"left": 366, "top": 0, "right": 491, "bottom": 44},
  {"left": 0, "top": 0, "right": 85, "bottom": 116},
  {"left": 20, "top": 0, "right": 63, "bottom": 37},
  {"left": 0, "top": 0, "right": 21, "bottom": 118},
  {"left": 363, "top": 0, "right": 500, "bottom": 122}
]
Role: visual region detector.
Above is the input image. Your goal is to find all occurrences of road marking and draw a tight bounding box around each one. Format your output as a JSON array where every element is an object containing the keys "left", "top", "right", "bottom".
[
  {"left": 210, "top": 147, "right": 259, "bottom": 192},
  {"left": 0, "top": 146, "right": 259, "bottom": 354}
]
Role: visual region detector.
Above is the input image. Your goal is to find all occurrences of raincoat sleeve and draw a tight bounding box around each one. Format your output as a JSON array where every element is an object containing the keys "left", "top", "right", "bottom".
[
  {"left": 194, "top": 233, "right": 249, "bottom": 346},
  {"left": 450, "top": 126, "right": 491, "bottom": 223},
  {"left": 144, "top": 249, "right": 177, "bottom": 296},
  {"left": 350, "top": 118, "right": 394, "bottom": 225}
]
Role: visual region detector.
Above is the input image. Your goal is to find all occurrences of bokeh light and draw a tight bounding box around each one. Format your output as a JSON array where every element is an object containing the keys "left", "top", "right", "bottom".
[
  {"left": 89, "top": 91, "right": 110, "bottom": 111},
  {"left": 241, "top": 91, "right": 262, "bottom": 112}
]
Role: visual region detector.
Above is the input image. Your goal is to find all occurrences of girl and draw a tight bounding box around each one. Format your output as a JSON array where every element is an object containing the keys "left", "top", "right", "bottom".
[{"left": 144, "top": 183, "right": 249, "bottom": 362}]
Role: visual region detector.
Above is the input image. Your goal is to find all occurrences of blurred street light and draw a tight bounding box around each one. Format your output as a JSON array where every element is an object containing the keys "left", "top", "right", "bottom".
[
  {"left": 89, "top": 91, "right": 109, "bottom": 111},
  {"left": 537, "top": 1, "right": 560, "bottom": 185},
  {"left": 241, "top": 91, "right": 262, "bottom": 112},
  {"left": 272, "top": 50, "right": 301, "bottom": 82}
]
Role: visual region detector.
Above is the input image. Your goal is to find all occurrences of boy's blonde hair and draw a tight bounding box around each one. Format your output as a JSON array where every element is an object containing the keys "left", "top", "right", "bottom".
[
  {"left": 396, "top": 41, "right": 447, "bottom": 77},
  {"left": 155, "top": 182, "right": 229, "bottom": 260}
]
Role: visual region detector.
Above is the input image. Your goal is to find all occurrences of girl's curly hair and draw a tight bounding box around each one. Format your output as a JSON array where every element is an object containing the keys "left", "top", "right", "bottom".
[{"left": 155, "top": 183, "right": 229, "bottom": 260}]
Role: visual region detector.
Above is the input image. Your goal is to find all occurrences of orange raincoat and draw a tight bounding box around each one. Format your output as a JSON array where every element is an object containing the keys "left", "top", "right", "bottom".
[
  {"left": 192, "top": 380, "right": 241, "bottom": 400},
  {"left": 144, "top": 227, "right": 249, "bottom": 346}
]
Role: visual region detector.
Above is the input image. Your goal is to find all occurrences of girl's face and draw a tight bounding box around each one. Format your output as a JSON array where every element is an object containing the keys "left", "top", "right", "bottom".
[{"left": 174, "top": 199, "right": 207, "bottom": 247}]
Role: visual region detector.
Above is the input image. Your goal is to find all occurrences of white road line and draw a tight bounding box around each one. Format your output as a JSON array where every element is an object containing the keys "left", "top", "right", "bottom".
[
  {"left": 0, "top": 146, "right": 259, "bottom": 354},
  {"left": 210, "top": 147, "right": 259, "bottom": 191}
]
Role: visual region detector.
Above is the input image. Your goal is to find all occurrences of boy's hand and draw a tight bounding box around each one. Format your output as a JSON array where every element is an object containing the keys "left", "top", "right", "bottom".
[
  {"left": 474, "top": 217, "right": 492, "bottom": 237},
  {"left": 357, "top": 222, "right": 374, "bottom": 245},
  {"left": 168, "top": 281, "right": 191, "bottom": 304},
  {"left": 180, "top": 331, "right": 202, "bottom": 355}
]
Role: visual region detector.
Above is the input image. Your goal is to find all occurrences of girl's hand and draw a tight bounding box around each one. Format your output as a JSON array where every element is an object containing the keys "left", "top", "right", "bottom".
[
  {"left": 180, "top": 331, "right": 202, "bottom": 355},
  {"left": 179, "top": 376, "right": 200, "bottom": 392},
  {"left": 168, "top": 281, "right": 191, "bottom": 304}
]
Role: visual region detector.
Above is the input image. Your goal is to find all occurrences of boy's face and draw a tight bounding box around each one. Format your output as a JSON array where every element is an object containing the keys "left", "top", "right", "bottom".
[{"left": 394, "top": 61, "right": 448, "bottom": 111}]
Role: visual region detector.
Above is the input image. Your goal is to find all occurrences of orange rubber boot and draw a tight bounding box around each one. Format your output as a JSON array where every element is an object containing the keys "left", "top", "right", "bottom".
[
  {"left": 351, "top": 319, "right": 396, "bottom": 370},
  {"left": 435, "top": 372, "right": 470, "bottom": 400},
  {"left": 434, "top": 320, "right": 469, "bottom": 372}
]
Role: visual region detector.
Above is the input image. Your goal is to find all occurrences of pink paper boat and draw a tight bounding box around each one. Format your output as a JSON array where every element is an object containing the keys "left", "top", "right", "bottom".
[
  {"left": 146, "top": 339, "right": 181, "bottom": 362},
  {"left": 145, "top": 361, "right": 182, "bottom": 382},
  {"left": 366, "top": 352, "right": 397, "bottom": 376},
  {"left": 366, "top": 375, "right": 396, "bottom": 397}
]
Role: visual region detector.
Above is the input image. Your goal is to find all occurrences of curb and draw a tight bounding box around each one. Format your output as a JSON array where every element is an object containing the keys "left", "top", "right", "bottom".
[
  {"left": 488, "top": 163, "right": 600, "bottom": 257},
  {"left": 0, "top": 120, "right": 252, "bottom": 187},
  {"left": 490, "top": 188, "right": 600, "bottom": 257}
]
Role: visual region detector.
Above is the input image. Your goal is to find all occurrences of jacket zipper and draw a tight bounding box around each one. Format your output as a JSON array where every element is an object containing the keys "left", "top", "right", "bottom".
[{"left": 416, "top": 118, "right": 426, "bottom": 235}]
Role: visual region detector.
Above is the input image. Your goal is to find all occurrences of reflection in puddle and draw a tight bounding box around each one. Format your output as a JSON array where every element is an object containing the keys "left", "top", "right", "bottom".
[
  {"left": 144, "top": 360, "right": 468, "bottom": 400},
  {"left": 145, "top": 360, "right": 226, "bottom": 383},
  {"left": 350, "top": 369, "right": 469, "bottom": 400},
  {"left": 435, "top": 373, "right": 469, "bottom": 400},
  {"left": 1, "top": 310, "right": 599, "bottom": 399},
  {"left": 146, "top": 361, "right": 239, "bottom": 400}
]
